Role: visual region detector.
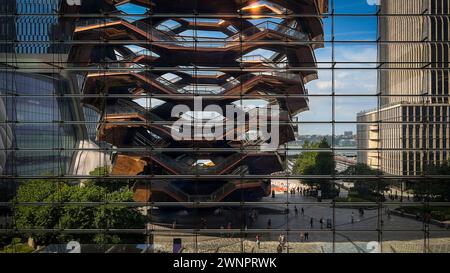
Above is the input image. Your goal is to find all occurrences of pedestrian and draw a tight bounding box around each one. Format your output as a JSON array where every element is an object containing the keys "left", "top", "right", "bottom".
[
  {"left": 301, "top": 207, "right": 305, "bottom": 216},
  {"left": 304, "top": 232, "right": 309, "bottom": 241},
  {"left": 310, "top": 217, "right": 314, "bottom": 228},
  {"left": 294, "top": 206, "right": 299, "bottom": 216},
  {"left": 319, "top": 218, "right": 323, "bottom": 229},
  {"left": 299, "top": 232, "right": 305, "bottom": 242},
  {"left": 351, "top": 212, "right": 355, "bottom": 224},
  {"left": 256, "top": 234, "right": 261, "bottom": 249},
  {"left": 227, "top": 222, "right": 232, "bottom": 237},
  {"left": 277, "top": 244, "right": 283, "bottom": 253},
  {"left": 267, "top": 218, "right": 272, "bottom": 229}
]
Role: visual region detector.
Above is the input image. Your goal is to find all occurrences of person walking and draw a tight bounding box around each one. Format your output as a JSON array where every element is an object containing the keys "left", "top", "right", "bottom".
[
  {"left": 319, "top": 218, "right": 324, "bottom": 229},
  {"left": 299, "top": 232, "right": 305, "bottom": 242},
  {"left": 310, "top": 217, "right": 314, "bottom": 228},
  {"left": 278, "top": 234, "right": 284, "bottom": 246},
  {"left": 256, "top": 234, "right": 261, "bottom": 249},
  {"left": 304, "top": 232, "right": 309, "bottom": 241},
  {"left": 351, "top": 212, "right": 355, "bottom": 224},
  {"left": 301, "top": 207, "right": 305, "bottom": 216},
  {"left": 294, "top": 206, "right": 299, "bottom": 217},
  {"left": 277, "top": 244, "right": 283, "bottom": 253},
  {"left": 267, "top": 218, "right": 272, "bottom": 229}
]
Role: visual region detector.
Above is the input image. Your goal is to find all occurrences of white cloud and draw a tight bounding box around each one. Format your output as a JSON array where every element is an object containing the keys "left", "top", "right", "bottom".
[
  {"left": 315, "top": 81, "right": 332, "bottom": 90},
  {"left": 298, "top": 45, "right": 379, "bottom": 135},
  {"left": 366, "top": 0, "right": 380, "bottom": 5}
]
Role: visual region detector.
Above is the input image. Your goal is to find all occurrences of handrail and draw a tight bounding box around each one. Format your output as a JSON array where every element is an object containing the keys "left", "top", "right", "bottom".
[
  {"left": 210, "top": 182, "right": 236, "bottom": 202},
  {"left": 114, "top": 99, "right": 166, "bottom": 123},
  {"left": 133, "top": 131, "right": 167, "bottom": 147},
  {"left": 76, "top": 18, "right": 307, "bottom": 49},
  {"left": 150, "top": 152, "right": 247, "bottom": 176},
  {"left": 143, "top": 179, "right": 263, "bottom": 203},
  {"left": 239, "top": 54, "right": 271, "bottom": 63},
  {"left": 75, "top": 18, "right": 116, "bottom": 29},
  {"left": 152, "top": 74, "right": 180, "bottom": 92},
  {"left": 120, "top": 49, "right": 155, "bottom": 62},
  {"left": 151, "top": 181, "right": 190, "bottom": 201}
]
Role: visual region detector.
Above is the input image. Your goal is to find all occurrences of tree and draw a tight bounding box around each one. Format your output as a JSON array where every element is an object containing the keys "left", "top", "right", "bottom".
[
  {"left": 341, "top": 163, "right": 389, "bottom": 198},
  {"left": 416, "top": 161, "right": 450, "bottom": 201},
  {"left": 85, "top": 166, "right": 129, "bottom": 192},
  {"left": 14, "top": 175, "right": 146, "bottom": 246},
  {"left": 293, "top": 138, "right": 337, "bottom": 198}
]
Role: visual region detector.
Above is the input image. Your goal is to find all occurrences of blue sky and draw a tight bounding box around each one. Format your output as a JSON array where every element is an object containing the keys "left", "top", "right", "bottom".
[
  {"left": 120, "top": 0, "right": 380, "bottom": 135},
  {"left": 300, "top": 0, "right": 379, "bottom": 135}
]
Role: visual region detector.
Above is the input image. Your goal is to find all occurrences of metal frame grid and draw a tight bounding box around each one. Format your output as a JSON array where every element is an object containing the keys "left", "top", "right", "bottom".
[{"left": 0, "top": 0, "right": 449, "bottom": 253}]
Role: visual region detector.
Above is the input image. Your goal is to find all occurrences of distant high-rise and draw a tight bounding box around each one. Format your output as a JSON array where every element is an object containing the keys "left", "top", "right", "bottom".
[{"left": 357, "top": 0, "right": 449, "bottom": 176}]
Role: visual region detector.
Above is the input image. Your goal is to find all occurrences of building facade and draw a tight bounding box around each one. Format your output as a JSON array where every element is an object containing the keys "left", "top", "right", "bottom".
[
  {"left": 0, "top": 0, "right": 109, "bottom": 191},
  {"left": 357, "top": 0, "right": 450, "bottom": 176}
]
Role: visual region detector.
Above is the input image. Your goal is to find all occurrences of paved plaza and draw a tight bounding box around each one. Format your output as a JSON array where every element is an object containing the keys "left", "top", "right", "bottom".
[{"left": 149, "top": 180, "right": 450, "bottom": 253}]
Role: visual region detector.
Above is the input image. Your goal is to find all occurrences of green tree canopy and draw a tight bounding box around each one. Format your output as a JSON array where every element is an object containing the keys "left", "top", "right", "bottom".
[
  {"left": 14, "top": 169, "right": 146, "bottom": 246},
  {"left": 293, "top": 138, "right": 337, "bottom": 198},
  {"left": 414, "top": 161, "right": 450, "bottom": 201},
  {"left": 84, "top": 166, "right": 129, "bottom": 192},
  {"left": 341, "top": 163, "right": 389, "bottom": 198}
]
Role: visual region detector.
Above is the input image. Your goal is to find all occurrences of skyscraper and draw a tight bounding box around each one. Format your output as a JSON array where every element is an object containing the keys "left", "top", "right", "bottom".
[
  {"left": 0, "top": 0, "right": 109, "bottom": 187},
  {"left": 357, "top": 0, "right": 449, "bottom": 176}
]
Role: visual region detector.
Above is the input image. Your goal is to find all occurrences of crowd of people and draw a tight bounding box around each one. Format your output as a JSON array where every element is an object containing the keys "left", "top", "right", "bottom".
[{"left": 288, "top": 186, "right": 315, "bottom": 197}]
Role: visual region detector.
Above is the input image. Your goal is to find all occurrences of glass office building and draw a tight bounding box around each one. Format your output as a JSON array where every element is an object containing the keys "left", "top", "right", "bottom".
[
  {"left": 0, "top": 0, "right": 101, "bottom": 191},
  {"left": 0, "top": 72, "right": 77, "bottom": 176}
]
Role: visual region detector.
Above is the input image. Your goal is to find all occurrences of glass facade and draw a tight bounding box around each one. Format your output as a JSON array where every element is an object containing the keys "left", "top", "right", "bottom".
[
  {"left": 0, "top": 72, "right": 77, "bottom": 176},
  {"left": 0, "top": 0, "right": 449, "bottom": 254}
]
